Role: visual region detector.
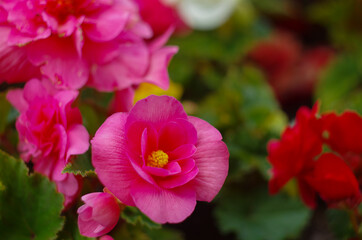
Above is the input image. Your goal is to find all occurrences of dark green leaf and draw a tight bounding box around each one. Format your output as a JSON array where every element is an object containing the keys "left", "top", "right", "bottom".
[
  {"left": 0, "top": 92, "right": 12, "bottom": 134},
  {"left": 56, "top": 212, "right": 95, "bottom": 240},
  {"left": 0, "top": 149, "right": 64, "bottom": 240},
  {"left": 215, "top": 186, "right": 310, "bottom": 240}
]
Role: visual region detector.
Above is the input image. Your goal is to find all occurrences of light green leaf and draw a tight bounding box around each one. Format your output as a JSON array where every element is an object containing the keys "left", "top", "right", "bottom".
[
  {"left": 0, "top": 149, "right": 64, "bottom": 240},
  {"left": 63, "top": 151, "right": 95, "bottom": 177}
]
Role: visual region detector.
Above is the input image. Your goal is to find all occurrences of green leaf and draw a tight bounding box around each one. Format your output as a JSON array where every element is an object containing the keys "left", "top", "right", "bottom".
[
  {"left": 146, "top": 227, "right": 184, "bottom": 240},
  {"left": 121, "top": 206, "right": 161, "bottom": 230},
  {"left": 315, "top": 54, "right": 362, "bottom": 114},
  {"left": 0, "top": 149, "right": 65, "bottom": 240},
  {"left": 0, "top": 92, "right": 12, "bottom": 134},
  {"left": 215, "top": 186, "right": 310, "bottom": 240},
  {"left": 196, "top": 66, "right": 287, "bottom": 179},
  {"left": 63, "top": 151, "right": 95, "bottom": 177},
  {"left": 56, "top": 212, "right": 95, "bottom": 240}
]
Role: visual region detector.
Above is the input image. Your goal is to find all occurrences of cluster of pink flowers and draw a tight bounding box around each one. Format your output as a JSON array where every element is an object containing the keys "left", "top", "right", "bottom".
[
  {"left": 268, "top": 102, "right": 362, "bottom": 208},
  {"left": 0, "top": 0, "right": 177, "bottom": 96},
  {"left": 7, "top": 79, "right": 89, "bottom": 207},
  {"left": 1, "top": 1, "right": 229, "bottom": 239}
]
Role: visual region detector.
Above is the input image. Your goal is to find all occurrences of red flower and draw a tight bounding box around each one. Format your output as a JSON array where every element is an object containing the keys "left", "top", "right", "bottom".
[
  {"left": 268, "top": 103, "right": 322, "bottom": 195},
  {"left": 249, "top": 32, "right": 334, "bottom": 105},
  {"left": 267, "top": 103, "right": 362, "bottom": 208},
  {"left": 306, "top": 153, "right": 361, "bottom": 206}
]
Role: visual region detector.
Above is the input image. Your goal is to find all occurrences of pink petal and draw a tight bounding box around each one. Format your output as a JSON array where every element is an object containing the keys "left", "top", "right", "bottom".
[
  {"left": 6, "top": 89, "right": 28, "bottom": 113},
  {"left": 110, "top": 87, "right": 135, "bottom": 113},
  {"left": 141, "top": 128, "right": 158, "bottom": 163},
  {"left": 0, "top": 7, "right": 7, "bottom": 22},
  {"left": 66, "top": 124, "right": 90, "bottom": 162},
  {"left": 158, "top": 167, "right": 199, "bottom": 189},
  {"left": 54, "top": 90, "right": 79, "bottom": 107},
  {"left": 83, "top": 6, "right": 129, "bottom": 42},
  {"left": 88, "top": 58, "right": 134, "bottom": 91},
  {"left": 27, "top": 37, "right": 89, "bottom": 90},
  {"left": 130, "top": 179, "right": 196, "bottom": 223},
  {"left": 117, "top": 38, "right": 149, "bottom": 77},
  {"left": 143, "top": 161, "right": 181, "bottom": 177},
  {"left": 91, "top": 112, "right": 138, "bottom": 206},
  {"left": 167, "top": 144, "right": 197, "bottom": 161},
  {"left": 126, "top": 121, "right": 157, "bottom": 160},
  {"left": 178, "top": 158, "right": 196, "bottom": 173},
  {"left": 126, "top": 95, "right": 187, "bottom": 130},
  {"left": 158, "top": 119, "right": 197, "bottom": 152},
  {"left": 92, "top": 195, "right": 120, "bottom": 225},
  {"left": 128, "top": 151, "right": 158, "bottom": 186},
  {"left": 100, "top": 235, "right": 114, "bottom": 240},
  {"left": 188, "top": 116, "right": 222, "bottom": 144},
  {"left": 149, "top": 26, "right": 175, "bottom": 52},
  {"left": 77, "top": 205, "right": 93, "bottom": 221},
  {"left": 143, "top": 46, "right": 178, "bottom": 90},
  {"left": 192, "top": 141, "right": 229, "bottom": 202},
  {"left": 22, "top": 78, "right": 47, "bottom": 102}
]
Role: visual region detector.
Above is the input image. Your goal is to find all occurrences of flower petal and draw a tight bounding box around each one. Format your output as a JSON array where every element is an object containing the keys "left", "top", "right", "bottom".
[
  {"left": 126, "top": 95, "right": 187, "bottom": 130},
  {"left": 66, "top": 124, "right": 90, "bottom": 162},
  {"left": 131, "top": 179, "right": 196, "bottom": 223},
  {"left": 92, "top": 112, "right": 137, "bottom": 206},
  {"left": 191, "top": 141, "right": 229, "bottom": 202}
]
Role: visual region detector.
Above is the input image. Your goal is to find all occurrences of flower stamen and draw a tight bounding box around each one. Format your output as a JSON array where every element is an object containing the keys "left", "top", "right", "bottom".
[{"left": 147, "top": 150, "right": 168, "bottom": 168}]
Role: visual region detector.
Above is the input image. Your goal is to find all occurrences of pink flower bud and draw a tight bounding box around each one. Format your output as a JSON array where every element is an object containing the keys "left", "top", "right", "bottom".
[{"left": 77, "top": 192, "right": 120, "bottom": 238}]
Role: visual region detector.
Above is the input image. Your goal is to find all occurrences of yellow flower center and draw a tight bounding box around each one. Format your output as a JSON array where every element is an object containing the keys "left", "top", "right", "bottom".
[{"left": 147, "top": 150, "right": 169, "bottom": 168}]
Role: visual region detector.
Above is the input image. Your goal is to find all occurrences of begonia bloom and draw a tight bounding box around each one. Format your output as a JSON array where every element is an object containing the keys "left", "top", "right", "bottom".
[
  {"left": 306, "top": 153, "right": 361, "bottom": 205},
  {"left": 268, "top": 103, "right": 362, "bottom": 208},
  {"left": 92, "top": 95, "right": 229, "bottom": 223},
  {"left": 0, "top": 0, "right": 177, "bottom": 92},
  {"left": 134, "top": 0, "right": 188, "bottom": 37},
  {"left": 78, "top": 192, "right": 120, "bottom": 238},
  {"left": 268, "top": 103, "right": 322, "bottom": 197},
  {"left": 6, "top": 78, "right": 89, "bottom": 207},
  {"left": 249, "top": 32, "right": 333, "bottom": 106}
]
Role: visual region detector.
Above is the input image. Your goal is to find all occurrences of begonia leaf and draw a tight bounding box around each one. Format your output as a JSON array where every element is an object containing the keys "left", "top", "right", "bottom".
[
  {"left": 56, "top": 212, "right": 95, "bottom": 240},
  {"left": 63, "top": 151, "right": 95, "bottom": 177},
  {"left": 215, "top": 186, "right": 309, "bottom": 240},
  {"left": 315, "top": 54, "right": 362, "bottom": 114},
  {"left": 0, "top": 149, "right": 64, "bottom": 239},
  {"left": 0, "top": 92, "right": 12, "bottom": 134},
  {"left": 121, "top": 206, "right": 161, "bottom": 230},
  {"left": 196, "top": 66, "right": 287, "bottom": 179}
]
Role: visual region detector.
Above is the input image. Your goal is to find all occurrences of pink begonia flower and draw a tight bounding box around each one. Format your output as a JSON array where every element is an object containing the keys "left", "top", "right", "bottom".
[
  {"left": 92, "top": 95, "right": 229, "bottom": 223},
  {"left": 0, "top": 0, "right": 177, "bottom": 93},
  {"left": 99, "top": 235, "right": 114, "bottom": 240},
  {"left": 77, "top": 192, "right": 120, "bottom": 238},
  {"left": 134, "top": 0, "right": 189, "bottom": 37},
  {"left": 0, "top": 27, "right": 40, "bottom": 84},
  {"left": 6, "top": 78, "right": 89, "bottom": 207}
]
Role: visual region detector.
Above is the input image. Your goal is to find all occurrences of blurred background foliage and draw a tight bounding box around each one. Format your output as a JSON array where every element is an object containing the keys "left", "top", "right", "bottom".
[{"left": 0, "top": 0, "right": 361, "bottom": 239}]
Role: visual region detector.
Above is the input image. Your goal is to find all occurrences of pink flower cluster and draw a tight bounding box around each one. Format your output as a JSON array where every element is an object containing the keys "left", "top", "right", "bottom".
[
  {"left": 1, "top": 1, "right": 229, "bottom": 238},
  {"left": 7, "top": 79, "right": 89, "bottom": 207},
  {"left": 268, "top": 102, "right": 362, "bottom": 208},
  {"left": 75, "top": 95, "right": 228, "bottom": 238},
  {"left": 0, "top": 0, "right": 177, "bottom": 96}
]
